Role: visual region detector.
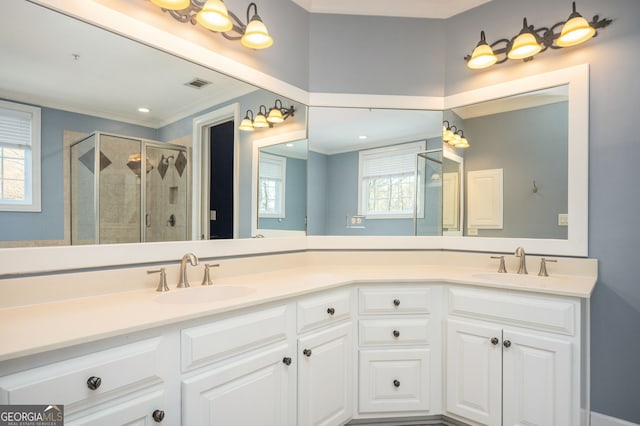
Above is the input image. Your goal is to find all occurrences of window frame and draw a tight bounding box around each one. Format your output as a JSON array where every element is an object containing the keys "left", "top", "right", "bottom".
[
  {"left": 258, "top": 152, "right": 286, "bottom": 219},
  {"left": 0, "top": 99, "right": 41, "bottom": 212},
  {"left": 357, "top": 140, "right": 426, "bottom": 219}
]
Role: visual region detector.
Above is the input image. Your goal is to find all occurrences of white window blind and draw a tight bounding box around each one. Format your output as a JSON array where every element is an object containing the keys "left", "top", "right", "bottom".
[
  {"left": 0, "top": 100, "right": 41, "bottom": 212},
  {"left": 258, "top": 153, "right": 286, "bottom": 218},
  {"left": 358, "top": 141, "right": 425, "bottom": 218}
]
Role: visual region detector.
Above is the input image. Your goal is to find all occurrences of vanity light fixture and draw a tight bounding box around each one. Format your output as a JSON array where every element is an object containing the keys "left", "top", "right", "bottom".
[
  {"left": 149, "top": 0, "right": 274, "bottom": 50},
  {"left": 465, "top": 2, "right": 611, "bottom": 70},
  {"left": 239, "top": 100, "right": 295, "bottom": 131},
  {"left": 443, "top": 121, "right": 470, "bottom": 149}
]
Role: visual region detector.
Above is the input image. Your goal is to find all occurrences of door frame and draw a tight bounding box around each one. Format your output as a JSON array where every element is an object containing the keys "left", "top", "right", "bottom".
[{"left": 192, "top": 103, "right": 241, "bottom": 240}]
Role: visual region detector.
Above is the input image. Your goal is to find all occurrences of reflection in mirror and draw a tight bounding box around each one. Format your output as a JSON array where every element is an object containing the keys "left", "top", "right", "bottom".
[
  {"left": 307, "top": 107, "right": 443, "bottom": 236},
  {"left": 0, "top": 1, "right": 306, "bottom": 247},
  {"left": 447, "top": 85, "right": 568, "bottom": 239},
  {"left": 256, "top": 140, "right": 308, "bottom": 236}
]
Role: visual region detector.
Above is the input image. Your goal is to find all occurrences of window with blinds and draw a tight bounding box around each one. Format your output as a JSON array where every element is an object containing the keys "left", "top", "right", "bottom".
[
  {"left": 358, "top": 141, "right": 425, "bottom": 218},
  {"left": 258, "top": 152, "right": 286, "bottom": 218},
  {"left": 0, "top": 100, "right": 41, "bottom": 211}
]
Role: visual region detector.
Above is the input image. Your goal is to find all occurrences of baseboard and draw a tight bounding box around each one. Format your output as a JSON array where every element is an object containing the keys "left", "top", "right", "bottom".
[{"left": 592, "top": 412, "right": 640, "bottom": 426}]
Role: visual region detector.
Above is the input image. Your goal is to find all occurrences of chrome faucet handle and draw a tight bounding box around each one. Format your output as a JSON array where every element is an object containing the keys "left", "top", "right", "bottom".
[
  {"left": 515, "top": 246, "right": 528, "bottom": 274},
  {"left": 148, "top": 268, "right": 169, "bottom": 292},
  {"left": 201, "top": 263, "right": 220, "bottom": 286},
  {"left": 490, "top": 256, "right": 508, "bottom": 273},
  {"left": 538, "top": 258, "right": 558, "bottom": 277}
]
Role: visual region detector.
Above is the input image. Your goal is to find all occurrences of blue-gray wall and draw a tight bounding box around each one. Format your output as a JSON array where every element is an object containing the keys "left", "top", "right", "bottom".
[
  {"left": 258, "top": 156, "right": 307, "bottom": 231},
  {"left": 0, "top": 103, "right": 157, "bottom": 241}
]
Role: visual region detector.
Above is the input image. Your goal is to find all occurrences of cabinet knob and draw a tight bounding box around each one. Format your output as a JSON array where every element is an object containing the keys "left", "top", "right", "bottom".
[
  {"left": 327, "top": 307, "right": 335, "bottom": 316},
  {"left": 393, "top": 379, "right": 401, "bottom": 388},
  {"left": 282, "top": 357, "right": 292, "bottom": 366},
  {"left": 491, "top": 337, "right": 499, "bottom": 345},
  {"left": 393, "top": 299, "right": 401, "bottom": 307},
  {"left": 393, "top": 330, "right": 400, "bottom": 338},
  {"left": 152, "top": 410, "right": 165, "bottom": 423},
  {"left": 503, "top": 340, "right": 512, "bottom": 348},
  {"left": 303, "top": 349, "right": 312, "bottom": 357},
  {"left": 87, "top": 376, "right": 102, "bottom": 390}
]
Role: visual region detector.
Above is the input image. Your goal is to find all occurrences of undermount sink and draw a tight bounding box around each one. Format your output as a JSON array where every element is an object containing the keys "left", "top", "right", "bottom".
[
  {"left": 154, "top": 285, "right": 255, "bottom": 304},
  {"left": 472, "top": 273, "right": 562, "bottom": 286}
]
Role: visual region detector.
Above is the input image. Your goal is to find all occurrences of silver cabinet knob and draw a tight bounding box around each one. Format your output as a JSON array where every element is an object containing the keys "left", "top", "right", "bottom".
[
  {"left": 491, "top": 337, "right": 499, "bottom": 345},
  {"left": 282, "top": 357, "right": 292, "bottom": 366},
  {"left": 152, "top": 410, "right": 165, "bottom": 423},
  {"left": 393, "top": 330, "right": 400, "bottom": 338},
  {"left": 503, "top": 340, "right": 512, "bottom": 348},
  {"left": 393, "top": 299, "right": 401, "bottom": 307},
  {"left": 303, "top": 349, "right": 312, "bottom": 357},
  {"left": 393, "top": 379, "right": 401, "bottom": 388},
  {"left": 87, "top": 376, "right": 102, "bottom": 390},
  {"left": 327, "top": 307, "right": 335, "bottom": 316}
]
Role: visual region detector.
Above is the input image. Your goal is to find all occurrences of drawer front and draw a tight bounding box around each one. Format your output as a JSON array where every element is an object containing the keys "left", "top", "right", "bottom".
[
  {"left": 359, "top": 349, "right": 431, "bottom": 414},
  {"left": 0, "top": 338, "right": 164, "bottom": 413},
  {"left": 182, "top": 304, "right": 292, "bottom": 372},
  {"left": 359, "top": 318, "right": 431, "bottom": 346},
  {"left": 66, "top": 389, "right": 166, "bottom": 426},
  {"left": 297, "top": 288, "right": 352, "bottom": 333},
  {"left": 359, "top": 287, "right": 431, "bottom": 315},
  {"left": 448, "top": 287, "right": 577, "bottom": 335}
]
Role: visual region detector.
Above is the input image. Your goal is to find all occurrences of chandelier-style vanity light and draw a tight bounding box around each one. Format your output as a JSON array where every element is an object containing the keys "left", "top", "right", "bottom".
[
  {"left": 465, "top": 2, "right": 611, "bottom": 70},
  {"left": 239, "top": 100, "right": 295, "bottom": 131},
  {"left": 149, "top": 0, "right": 274, "bottom": 49},
  {"left": 443, "top": 121, "right": 470, "bottom": 148}
]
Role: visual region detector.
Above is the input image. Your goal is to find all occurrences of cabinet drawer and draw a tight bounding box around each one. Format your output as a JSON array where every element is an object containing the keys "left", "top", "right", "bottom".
[
  {"left": 66, "top": 389, "right": 165, "bottom": 426},
  {"left": 359, "top": 349, "right": 431, "bottom": 414},
  {"left": 359, "top": 318, "right": 431, "bottom": 346},
  {"left": 359, "top": 287, "right": 431, "bottom": 315},
  {"left": 448, "top": 287, "right": 577, "bottom": 335},
  {"left": 297, "top": 288, "right": 352, "bottom": 333},
  {"left": 182, "top": 304, "right": 292, "bottom": 371},
  {"left": 0, "top": 338, "right": 164, "bottom": 414}
]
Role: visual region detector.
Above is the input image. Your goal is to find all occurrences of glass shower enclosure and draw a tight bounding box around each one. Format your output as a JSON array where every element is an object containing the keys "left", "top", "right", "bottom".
[{"left": 70, "top": 132, "right": 189, "bottom": 244}]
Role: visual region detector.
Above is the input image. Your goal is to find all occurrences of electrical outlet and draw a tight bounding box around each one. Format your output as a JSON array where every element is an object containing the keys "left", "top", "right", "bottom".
[
  {"left": 468, "top": 228, "right": 478, "bottom": 236},
  {"left": 558, "top": 214, "right": 569, "bottom": 226}
]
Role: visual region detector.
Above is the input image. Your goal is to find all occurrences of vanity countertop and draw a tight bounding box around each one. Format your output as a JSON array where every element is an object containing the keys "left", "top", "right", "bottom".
[{"left": 0, "top": 264, "right": 596, "bottom": 362}]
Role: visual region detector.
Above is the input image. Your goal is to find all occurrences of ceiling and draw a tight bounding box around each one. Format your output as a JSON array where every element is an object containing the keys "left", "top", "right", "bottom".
[
  {"left": 0, "top": 1, "right": 257, "bottom": 128},
  {"left": 290, "top": 0, "right": 492, "bottom": 19}
]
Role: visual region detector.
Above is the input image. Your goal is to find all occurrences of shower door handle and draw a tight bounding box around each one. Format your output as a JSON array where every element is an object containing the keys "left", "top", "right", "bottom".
[{"left": 145, "top": 213, "right": 151, "bottom": 228}]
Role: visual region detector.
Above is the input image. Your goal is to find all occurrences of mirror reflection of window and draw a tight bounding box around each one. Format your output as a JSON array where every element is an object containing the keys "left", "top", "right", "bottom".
[
  {"left": 258, "top": 153, "right": 286, "bottom": 218},
  {"left": 358, "top": 141, "right": 425, "bottom": 218}
]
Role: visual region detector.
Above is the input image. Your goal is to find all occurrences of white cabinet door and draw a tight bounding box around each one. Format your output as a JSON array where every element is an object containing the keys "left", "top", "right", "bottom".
[
  {"left": 182, "top": 344, "right": 295, "bottom": 426},
  {"left": 66, "top": 390, "right": 166, "bottom": 426},
  {"left": 298, "top": 322, "right": 353, "bottom": 426},
  {"left": 502, "top": 329, "right": 573, "bottom": 426},
  {"left": 446, "top": 319, "right": 502, "bottom": 426}
]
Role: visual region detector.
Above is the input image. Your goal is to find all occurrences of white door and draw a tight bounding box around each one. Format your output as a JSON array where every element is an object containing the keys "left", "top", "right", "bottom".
[
  {"left": 298, "top": 322, "right": 353, "bottom": 426},
  {"left": 182, "top": 344, "right": 295, "bottom": 426},
  {"left": 446, "top": 319, "right": 502, "bottom": 426},
  {"left": 502, "top": 328, "right": 573, "bottom": 426}
]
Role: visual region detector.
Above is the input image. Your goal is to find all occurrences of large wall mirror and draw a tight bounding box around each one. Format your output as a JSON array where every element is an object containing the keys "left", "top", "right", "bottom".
[{"left": 0, "top": 1, "right": 307, "bottom": 248}]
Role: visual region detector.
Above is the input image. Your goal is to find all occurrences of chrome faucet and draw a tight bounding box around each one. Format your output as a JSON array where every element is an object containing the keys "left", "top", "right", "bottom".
[
  {"left": 515, "top": 246, "right": 527, "bottom": 274},
  {"left": 178, "top": 253, "right": 199, "bottom": 288}
]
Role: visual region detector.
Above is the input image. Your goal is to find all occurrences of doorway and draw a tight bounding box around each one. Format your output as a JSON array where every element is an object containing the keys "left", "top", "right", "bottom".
[
  {"left": 208, "top": 121, "right": 234, "bottom": 239},
  {"left": 192, "top": 103, "right": 240, "bottom": 240}
]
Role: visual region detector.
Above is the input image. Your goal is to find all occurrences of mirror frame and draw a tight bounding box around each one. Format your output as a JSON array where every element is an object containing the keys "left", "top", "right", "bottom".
[{"left": 0, "top": 2, "right": 588, "bottom": 276}]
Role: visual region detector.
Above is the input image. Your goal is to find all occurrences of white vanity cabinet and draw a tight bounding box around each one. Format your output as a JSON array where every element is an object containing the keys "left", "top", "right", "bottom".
[
  {"left": 180, "top": 304, "right": 297, "bottom": 426},
  {"left": 355, "top": 285, "right": 442, "bottom": 419},
  {"left": 296, "top": 288, "right": 354, "bottom": 426},
  {"left": 445, "top": 286, "right": 581, "bottom": 426},
  {"left": 0, "top": 336, "right": 175, "bottom": 425}
]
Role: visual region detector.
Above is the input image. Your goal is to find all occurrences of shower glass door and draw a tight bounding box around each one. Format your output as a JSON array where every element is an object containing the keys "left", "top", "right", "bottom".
[{"left": 144, "top": 144, "right": 189, "bottom": 242}]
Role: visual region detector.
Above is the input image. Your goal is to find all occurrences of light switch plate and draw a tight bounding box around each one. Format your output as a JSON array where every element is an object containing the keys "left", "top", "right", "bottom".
[{"left": 558, "top": 214, "right": 569, "bottom": 226}]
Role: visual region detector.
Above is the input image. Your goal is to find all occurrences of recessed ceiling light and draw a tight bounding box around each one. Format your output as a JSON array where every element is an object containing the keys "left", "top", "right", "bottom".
[
  {"left": 286, "top": 143, "right": 293, "bottom": 147},
  {"left": 138, "top": 107, "right": 150, "bottom": 113},
  {"left": 359, "top": 135, "right": 368, "bottom": 140}
]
